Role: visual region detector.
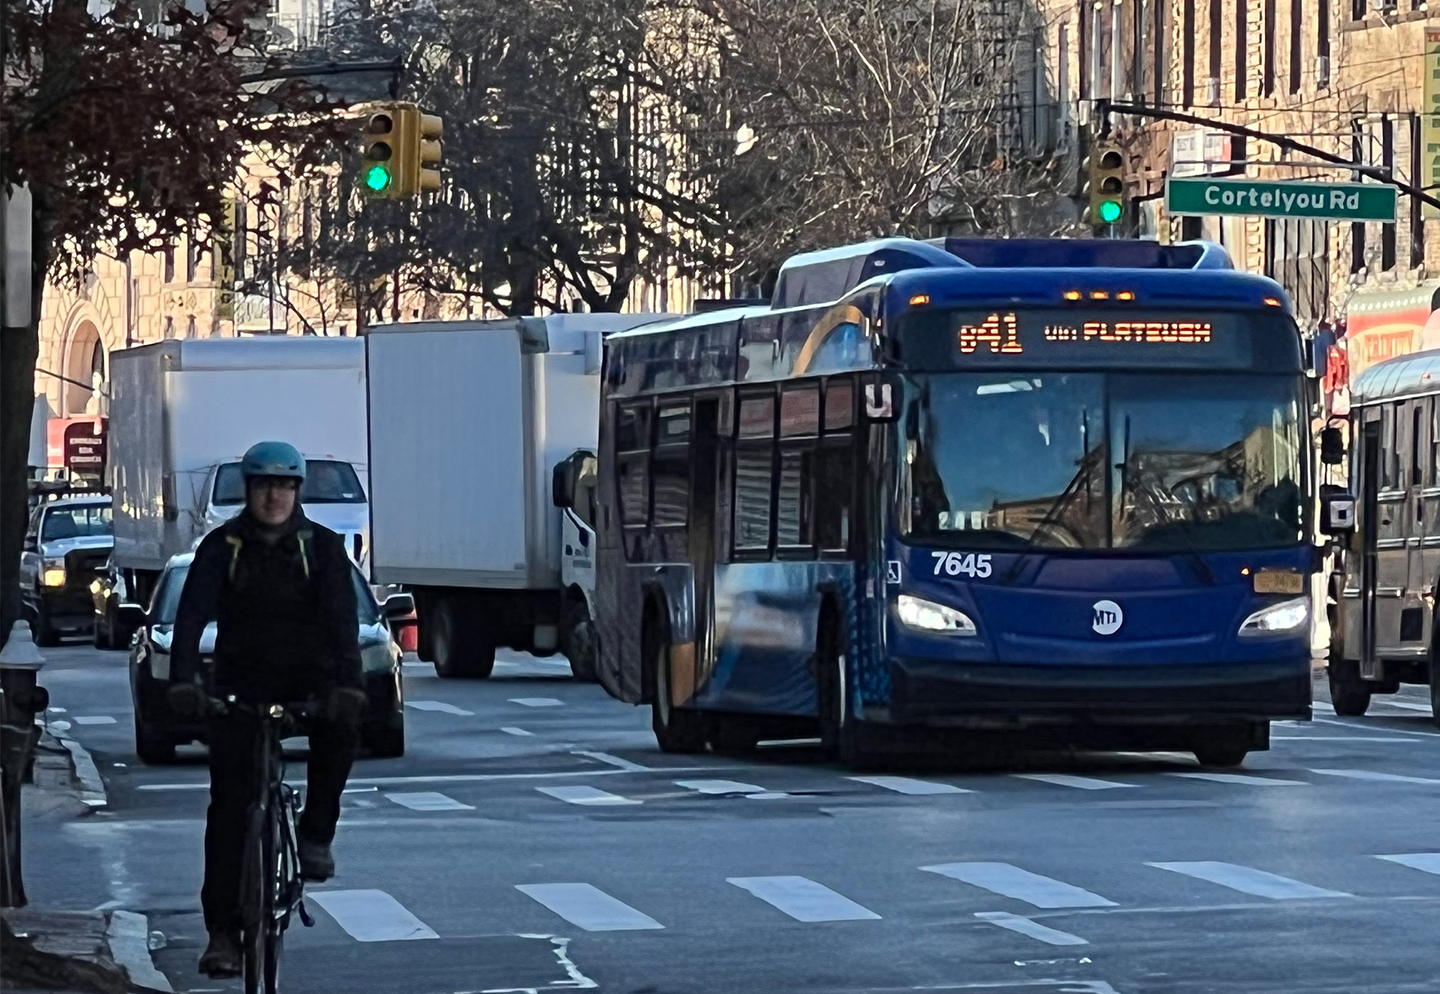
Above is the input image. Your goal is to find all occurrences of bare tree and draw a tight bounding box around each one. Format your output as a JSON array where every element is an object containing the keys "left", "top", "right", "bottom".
[{"left": 701, "top": 0, "right": 1076, "bottom": 284}]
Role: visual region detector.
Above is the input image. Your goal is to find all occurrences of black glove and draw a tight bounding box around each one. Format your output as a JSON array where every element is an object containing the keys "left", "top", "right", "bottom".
[
  {"left": 323, "top": 687, "right": 368, "bottom": 727},
  {"left": 167, "top": 683, "right": 208, "bottom": 718}
]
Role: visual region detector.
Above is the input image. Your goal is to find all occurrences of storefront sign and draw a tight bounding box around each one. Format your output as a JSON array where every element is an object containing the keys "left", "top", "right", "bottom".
[{"left": 1170, "top": 129, "right": 1233, "bottom": 178}]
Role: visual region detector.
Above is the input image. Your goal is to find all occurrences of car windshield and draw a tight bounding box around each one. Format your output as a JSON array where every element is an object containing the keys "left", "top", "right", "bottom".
[
  {"left": 213, "top": 460, "right": 366, "bottom": 506},
  {"left": 41, "top": 503, "right": 112, "bottom": 541},
  {"left": 150, "top": 565, "right": 189, "bottom": 625},
  {"left": 900, "top": 372, "right": 1305, "bottom": 552}
]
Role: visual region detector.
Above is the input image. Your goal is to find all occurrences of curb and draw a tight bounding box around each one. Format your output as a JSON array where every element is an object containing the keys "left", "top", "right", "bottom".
[
  {"left": 105, "top": 911, "right": 173, "bottom": 993},
  {"left": 36, "top": 718, "right": 108, "bottom": 809}
]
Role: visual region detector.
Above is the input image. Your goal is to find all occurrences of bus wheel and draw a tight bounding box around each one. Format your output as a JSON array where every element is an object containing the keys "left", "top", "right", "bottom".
[
  {"left": 816, "top": 617, "right": 862, "bottom": 766},
  {"left": 649, "top": 618, "right": 707, "bottom": 753},
  {"left": 1430, "top": 658, "right": 1440, "bottom": 730},
  {"left": 1328, "top": 658, "right": 1371, "bottom": 717}
]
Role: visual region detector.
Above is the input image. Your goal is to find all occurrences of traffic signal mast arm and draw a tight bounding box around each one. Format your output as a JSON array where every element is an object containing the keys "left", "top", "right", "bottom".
[{"left": 1096, "top": 99, "right": 1440, "bottom": 214}]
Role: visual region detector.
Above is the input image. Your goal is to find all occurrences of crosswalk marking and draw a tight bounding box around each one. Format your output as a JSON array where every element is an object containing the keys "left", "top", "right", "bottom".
[
  {"left": 1312, "top": 701, "right": 1337, "bottom": 714},
  {"left": 848, "top": 775, "right": 970, "bottom": 795},
  {"left": 1373, "top": 699, "right": 1432, "bottom": 712},
  {"left": 1310, "top": 769, "right": 1440, "bottom": 785},
  {"left": 974, "top": 911, "right": 1089, "bottom": 946},
  {"left": 1013, "top": 773, "right": 1135, "bottom": 791},
  {"left": 1169, "top": 772, "right": 1307, "bottom": 786},
  {"left": 727, "top": 876, "right": 881, "bottom": 922},
  {"left": 308, "top": 889, "right": 439, "bottom": 941},
  {"left": 1376, "top": 853, "right": 1440, "bottom": 875},
  {"left": 509, "top": 697, "right": 565, "bottom": 707},
  {"left": 72, "top": 715, "right": 117, "bottom": 725},
  {"left": 501, "top": 727, "right": 535, "bottom": 737},
  {"left": 384, "top": 792, "right": 474, "bottom": 811},
  {"left": 538, "top": 785, "right": 641, "bottom": 806},
  {"left": 675, "top": 779, "right": 767, "bottom": 795},
  {"left": 405, "top": 700, "right": 474, "bottom": 716},
  {"left": 921, "top": 862, "right": 1117, "bottom": 909},
  {"left": 516, "top": 883, "right": 664, "bottom": 931},
  {"left": 1147, "top": 861, "right": 1350, "bottom": 900}
]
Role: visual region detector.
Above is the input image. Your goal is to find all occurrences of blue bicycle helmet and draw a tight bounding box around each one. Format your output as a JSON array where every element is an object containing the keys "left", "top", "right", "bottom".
[{"left": 240, "top": 441, "right": 307, "bottom": 482}]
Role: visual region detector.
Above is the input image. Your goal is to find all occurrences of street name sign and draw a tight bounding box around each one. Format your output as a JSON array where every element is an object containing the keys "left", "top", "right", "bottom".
[{"left": 1165, "top": 178, "right": 1396, "bottom": 222}]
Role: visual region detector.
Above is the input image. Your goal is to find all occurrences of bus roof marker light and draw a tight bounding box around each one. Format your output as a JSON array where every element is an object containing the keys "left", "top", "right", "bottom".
[
  {"left": 1090, "top": 290, "right": 1109, "bottom": 301},
  {"left": 1263, "top": 297, "right": 1282, "bottom": 307},
  {"left": 909, "top": 294, "right": 931, "bottom": 307},
  {"left": 1063, "top": 290, "right": 1082, "bottom": 301},
  {"left": 1117, "top": 290, "right": 1136, "bottom": 301}
]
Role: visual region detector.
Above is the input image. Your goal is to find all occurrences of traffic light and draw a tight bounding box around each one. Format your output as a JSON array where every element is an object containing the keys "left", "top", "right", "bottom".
[
  {"left": 360, "top": 105, "right": 399, "bottom": 197},
  {"left": 417, "top": 111, "right": 443, "bottom": 193},
  {"left": 1083, "top": 143, "right": 1126, "bottom": 228}
]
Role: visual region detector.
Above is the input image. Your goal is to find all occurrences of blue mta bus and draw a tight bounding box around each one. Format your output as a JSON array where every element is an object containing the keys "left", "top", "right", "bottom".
[{"left": 563, "top": 237, "right": 1325, "bottom": 767}]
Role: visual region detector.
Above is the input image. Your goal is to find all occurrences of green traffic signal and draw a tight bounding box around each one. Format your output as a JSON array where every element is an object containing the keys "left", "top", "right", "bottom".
[
  {"left": 364, "top": 164, "right": 392, "bottom": 192},
  {"left": 1097, "top": 199, "right": 1123, "bottom": 224}
]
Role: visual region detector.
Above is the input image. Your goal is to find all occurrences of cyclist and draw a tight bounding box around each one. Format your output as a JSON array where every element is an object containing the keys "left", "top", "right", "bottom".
[{"left": 166, "top": 441, "right": 367, "bottom": 978}]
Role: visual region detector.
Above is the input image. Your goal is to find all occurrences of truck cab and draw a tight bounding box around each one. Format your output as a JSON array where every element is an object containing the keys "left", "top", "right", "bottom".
[
  {"left": 21, "top": 494, "right": 114, "bottom": 645},
  {"left": 200, "top": 456, "right": 371, "bottom": 568},
  {"left": 554, "top": 449, "right": 599, "bottom": 680}
]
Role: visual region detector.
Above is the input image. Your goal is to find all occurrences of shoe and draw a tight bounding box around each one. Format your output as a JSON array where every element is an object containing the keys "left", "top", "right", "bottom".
[
  {"left": 199, "top": 931, "right": 241, "bottom": 978},
  {"left": 298, "top": 837, "right": 334, "bottom": 881}
]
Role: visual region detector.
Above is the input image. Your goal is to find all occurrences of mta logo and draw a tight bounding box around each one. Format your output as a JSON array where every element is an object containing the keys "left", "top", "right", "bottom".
[{"left": 1091, "top": 599, "right": 1123, "bottom": 635}]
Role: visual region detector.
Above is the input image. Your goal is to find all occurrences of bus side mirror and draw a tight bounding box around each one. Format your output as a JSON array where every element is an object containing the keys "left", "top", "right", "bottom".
[
  {"left": 552, "top": 460, "right": 576, "bottom": 510},
  {"left": 1321, "top": 490, "right": 1356, "bottom": 536},
  {"left": 1320, "top": 426, "right": 1346, "bottom": 465}
]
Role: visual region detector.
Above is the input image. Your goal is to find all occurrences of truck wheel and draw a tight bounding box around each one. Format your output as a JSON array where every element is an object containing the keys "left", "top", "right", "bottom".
[
  {"left": 1328, "top": 658, "right": 1372, "bottom": 717},
  {"left": 432, "top": 598, "right": 496, "bottom": 679},
  {"left": 563, "top": 597, "right": 597, "bottom": 682},
  {"left": 1431, "top": 660, "right": 1440, "bottom": 730},
  {"left": 648, "top": 614, "right": 707, "bottom": 753}
]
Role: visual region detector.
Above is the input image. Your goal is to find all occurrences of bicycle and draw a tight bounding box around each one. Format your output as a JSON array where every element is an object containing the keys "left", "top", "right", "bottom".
[{"left": 216, "top": 696, "right": 317, "bottom": 994}]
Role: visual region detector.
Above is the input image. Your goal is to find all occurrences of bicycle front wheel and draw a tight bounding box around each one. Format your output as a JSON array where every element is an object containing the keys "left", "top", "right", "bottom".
[
  {"left": 240, "top": 805, "right": 275, "bottom": 994},
  {"left": 263, "top": 920, "right": 283, "bottom": 994}
]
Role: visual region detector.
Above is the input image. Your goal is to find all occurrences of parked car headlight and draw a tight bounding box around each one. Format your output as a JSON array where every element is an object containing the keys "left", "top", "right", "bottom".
[
  {"left": 361, "top": 641, "right": 395, "bottom": 673},
  {"left": 1237, "top": 596, "right": 1309, "bottom": 637},
  {"left": 896, "top": 594, "right": 978, "bottom": 635},
  {"left": 42, "top": 561, "right": 66, "bottom": 587}
]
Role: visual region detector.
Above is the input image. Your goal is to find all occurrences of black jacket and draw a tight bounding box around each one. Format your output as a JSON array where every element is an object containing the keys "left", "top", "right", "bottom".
[{"left": 171, "top": 509, "right": 362, "bottom": 699}]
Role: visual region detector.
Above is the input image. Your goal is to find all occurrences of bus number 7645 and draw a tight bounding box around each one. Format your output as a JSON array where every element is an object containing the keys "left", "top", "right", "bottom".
[{"left": 931, "top": 552, "right": 993, "bottom": 578}]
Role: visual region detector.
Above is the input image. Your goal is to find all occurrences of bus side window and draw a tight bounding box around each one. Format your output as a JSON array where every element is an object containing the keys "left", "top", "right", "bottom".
[
  {"left": 1430, "top": 397, "right": 1439, "bottom": 488},
  {"left": 1381, "top": 403, "right": 1398, "bottom": 490},
  {"left": 652, "top": 404, "right": 691, "bottom": 560},
  {"left": 616, "top": 402, "right": 653, "bottom": 561},
  {"left": 734, "top": 391, "right": 776, "bottom": 554},
  {"left": 1412, "top": 400, "right": 1427, "bottom": 488},
  {"left": 815, "top": 378, "right": 856, "bottom": 555},
  {"left": 777, "top": 384, "right": 820, "bottom": 551}
]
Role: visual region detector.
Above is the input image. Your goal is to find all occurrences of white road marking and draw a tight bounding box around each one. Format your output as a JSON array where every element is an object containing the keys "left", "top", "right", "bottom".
[
  {"left": 1169, "top": 772, "right": 1307, "bottom": 786},
  {"left": 1013, "top": 773, "right": 1136, "bottom": 791},
  {"left": 48, "top": 720, "right": 71, "bottom": 731},
  {"left": 1314, "top": 717, "right": 1428, "bottom": 737},
  {"left": 848, "top": 775, "right": 971, "bottom": 795},
  {"left": 537, "top": 785, "right": 641, "bottom": 806},
  {"left": 308, "top": 889, "right": 439, "bottom": 941},
  {"left": 1147, "top": 861, "right": 1350, "bottom": 899},
  {"left": 46, "top": 707, "right": 67, "bottom": 713},
  {"left": 139, "top": 763, "right": 746, "bottom": 791},
  {"left": 405, "top": 700, "right": 474, "bottom": 716},
  {"left": 509, "top": 697, "right": 565, "bottom": 707},
  {"left": 72, "top": 715, "right": 117, "bottom": 725},
  {"left": 501, "top": 727, "right": 535, "bottom": 737},
  {"left": 1310, "top": 768, "right": 1440, "bottom": 785},
  {"left": 384, "top": 792, "right": 474, "bottom": 811},
  {"left": 1373, "top": 699, "right": 1432, "bottom": 712},
  {"left": 1275, "top": 736, "right": 1422, "bottom": 742},
  {"left": 1376, "top": 853, "right": 1440, "bottom": 875},
  {"left": 675, "top": 779, "right": 767, "bottom": 795},
  {"left": 727, "top": 876, "right": 881, "bottom": 922},
  {"left": 572, "top": 750, "right": 650, "bottom": 772},
  {"left": 1312, "top": 701, "right": 1336, "bottom": 714},
  {"left": 921, "top": 862, "right": 1117, "bottom": 908},
  {"left": 974, "top": 911, "right": 1089, "bottom": 946},
  {"left": 516, "top": 883, "right": 663, "bottom": 931}
]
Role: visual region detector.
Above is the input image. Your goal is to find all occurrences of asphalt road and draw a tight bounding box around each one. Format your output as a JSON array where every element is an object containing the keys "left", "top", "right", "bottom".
[{"left": 22, "top": 643, "right": 1440, "bottom": 994}]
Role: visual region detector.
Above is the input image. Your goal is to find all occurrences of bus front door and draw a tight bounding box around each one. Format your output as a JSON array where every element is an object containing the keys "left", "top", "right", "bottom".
[
  {"left": 688, "top": 398, "right": 722, "bottom": 689},
  {"left": 1360, "top": 416, "right": 1382, "bottom": 680}
]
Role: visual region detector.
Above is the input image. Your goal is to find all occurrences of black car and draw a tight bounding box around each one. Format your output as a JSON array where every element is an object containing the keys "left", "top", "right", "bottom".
[{"left": 125, "top": 553, "right": 411, "bottom": 764}]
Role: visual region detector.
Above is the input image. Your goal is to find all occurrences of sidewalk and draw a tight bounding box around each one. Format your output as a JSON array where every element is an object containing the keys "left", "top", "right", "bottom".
[{"left": 1, "top": 728, "right": 171, "bottom": 994}]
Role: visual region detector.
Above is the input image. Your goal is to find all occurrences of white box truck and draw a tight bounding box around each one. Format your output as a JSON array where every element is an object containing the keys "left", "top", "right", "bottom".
[
  {"left": 365, "top": 314, "right": 665, "bottom": 678},
  {"left": 108, "top": 337, "right": 370, "bottom": 604}
]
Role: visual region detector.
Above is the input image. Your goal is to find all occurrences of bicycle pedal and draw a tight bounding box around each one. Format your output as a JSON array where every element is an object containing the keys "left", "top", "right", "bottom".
[{"left": 298, "top": 900, "right": 315, "bottom": 928}]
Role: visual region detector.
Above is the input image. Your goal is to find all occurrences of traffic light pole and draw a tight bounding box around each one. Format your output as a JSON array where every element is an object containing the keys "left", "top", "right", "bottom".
[
  {"left": 1095, "top": 100, "right": 1440, "bottom": 214},
  {"left": 240, "top": 57, "right": 403, "bottom": 92}
]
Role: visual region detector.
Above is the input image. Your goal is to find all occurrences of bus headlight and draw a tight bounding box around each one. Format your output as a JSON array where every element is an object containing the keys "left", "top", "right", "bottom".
[
  {"left": 42, "top": 563, "right": 66, "bottom": 587},
  {"left": 896, "top": 594, "right": 977, "bottom": 636},
  {"left": 1237, "top": 597, "right": 1309, "bottom": 637}
]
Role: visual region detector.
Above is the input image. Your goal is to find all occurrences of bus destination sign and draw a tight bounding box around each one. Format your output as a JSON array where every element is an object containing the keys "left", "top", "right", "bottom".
[{"left": 958, "top": 312, "right": 1213, "bottom": 354}]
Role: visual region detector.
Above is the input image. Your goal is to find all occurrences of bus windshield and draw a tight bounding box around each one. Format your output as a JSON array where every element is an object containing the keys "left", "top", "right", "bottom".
[{"left": 900, "top": 372, "right": 1305, "bottom": 552}]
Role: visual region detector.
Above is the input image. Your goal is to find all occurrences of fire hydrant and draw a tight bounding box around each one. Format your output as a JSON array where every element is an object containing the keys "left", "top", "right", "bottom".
[{"left": 1, "top": 621, "right": 50, "bottom": 908}]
